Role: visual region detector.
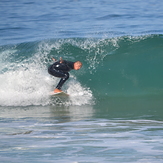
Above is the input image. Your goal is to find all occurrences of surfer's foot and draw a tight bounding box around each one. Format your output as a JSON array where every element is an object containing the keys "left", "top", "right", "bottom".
[{"left": 54, "top": 88, "right": 62, "bottom": 93}]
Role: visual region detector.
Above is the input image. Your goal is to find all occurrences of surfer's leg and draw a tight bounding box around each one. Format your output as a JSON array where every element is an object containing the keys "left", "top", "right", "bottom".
[
  {"left": 48, "top": 67, "right": 69, "bottom": 92},
  {"left": 55, "top": 72, "right": 69, "bottom": 90}
]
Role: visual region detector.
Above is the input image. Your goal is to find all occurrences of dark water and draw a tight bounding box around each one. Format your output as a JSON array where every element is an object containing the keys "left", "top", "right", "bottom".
[
  {"left": 0, "top": 0, "right": 163, "bottom": 162},
  {"left": 1, "top": 0, "right": 163, "bottom": 45}
]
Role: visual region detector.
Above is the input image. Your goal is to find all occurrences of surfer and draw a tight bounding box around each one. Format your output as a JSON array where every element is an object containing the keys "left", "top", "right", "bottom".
[{"left": 48, "top": 57, "right": 82, "bottom": 93}]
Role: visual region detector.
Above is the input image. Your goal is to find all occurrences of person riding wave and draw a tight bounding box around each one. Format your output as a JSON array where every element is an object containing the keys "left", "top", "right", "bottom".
[{"left": 48, "top": 57, "right": 82, "bottom": 93}]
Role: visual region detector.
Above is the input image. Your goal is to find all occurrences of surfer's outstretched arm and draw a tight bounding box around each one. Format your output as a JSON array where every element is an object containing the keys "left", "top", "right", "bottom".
[
  {"left": 52, "top": 57, "right": 56, "bottom": 61},
  {"left": 52, "top": 57, "right": 63, "bottom": 63}
]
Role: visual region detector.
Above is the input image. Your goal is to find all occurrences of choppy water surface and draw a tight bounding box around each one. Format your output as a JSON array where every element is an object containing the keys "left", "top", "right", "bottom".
[
  {"left": 1, "top": 106, "right": 163, "bottom": 163},
  {"left": 1, "top": 0, "right": 163, "bottom": 162}
]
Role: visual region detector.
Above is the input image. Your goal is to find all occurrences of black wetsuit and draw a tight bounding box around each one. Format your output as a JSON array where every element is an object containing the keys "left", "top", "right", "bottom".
[{"left": 48, "top": 60, "right": 75, "bottom": 90}]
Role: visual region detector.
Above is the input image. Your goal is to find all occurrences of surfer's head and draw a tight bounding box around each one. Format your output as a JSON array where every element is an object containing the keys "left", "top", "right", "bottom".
[{"left": 74, "top": 61, "right": 82, "bottom": 70}]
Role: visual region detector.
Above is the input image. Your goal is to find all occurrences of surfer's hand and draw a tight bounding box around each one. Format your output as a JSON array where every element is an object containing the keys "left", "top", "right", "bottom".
[
  {"left": 52, "top": 57, "right": 56, "bottom": 61},
  {"left": 60, "top": 57, "right": 63, "bottom": 63}
]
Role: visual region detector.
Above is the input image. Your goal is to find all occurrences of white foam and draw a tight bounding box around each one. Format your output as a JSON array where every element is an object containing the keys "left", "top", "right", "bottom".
[
  {"left": 0, "top": 64, "right": 93, "bottom": 106},
  {"left": 66, "top": 78, "right": 94, "bottom": 106},
  {"left": 0, "top": 41, "right": 94, "bottom": 106},
  {"left": 0, "top": 65, "right": 50, "bottom": 106}
]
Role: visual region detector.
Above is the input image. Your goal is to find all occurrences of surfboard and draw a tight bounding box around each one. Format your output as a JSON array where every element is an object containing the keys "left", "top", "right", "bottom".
[{"left": 50, "top": 91, "right": 69, "bottom": 96}]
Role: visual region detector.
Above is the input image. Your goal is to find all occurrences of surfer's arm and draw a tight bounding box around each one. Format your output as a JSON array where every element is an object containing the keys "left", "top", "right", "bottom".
[
  {"left": 52, "top": 57, "right": 63, "bottom": 63},
  {"left": 52, "top": 57, "right": 56, "bottom": 61},
  {"left": 60, "top": 57, "right": 63, "bottom": 63}
]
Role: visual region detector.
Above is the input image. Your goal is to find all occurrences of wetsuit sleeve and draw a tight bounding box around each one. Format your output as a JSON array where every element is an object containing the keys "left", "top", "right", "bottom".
[{"left": 52, "top": 60, "right": 74, "bottom": 72}]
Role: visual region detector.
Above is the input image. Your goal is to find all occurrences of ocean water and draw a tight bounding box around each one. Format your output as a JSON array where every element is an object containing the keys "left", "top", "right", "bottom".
[{"left": 0, "top": 0, "right": 163, "bottom": 162}]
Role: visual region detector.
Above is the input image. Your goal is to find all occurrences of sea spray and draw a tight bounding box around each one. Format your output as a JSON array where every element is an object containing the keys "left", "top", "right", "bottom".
[{"left": 0, "top": 40, "right": 94, "bottom": 106}]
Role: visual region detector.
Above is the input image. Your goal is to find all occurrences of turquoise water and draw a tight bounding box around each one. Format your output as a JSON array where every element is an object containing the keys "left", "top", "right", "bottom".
[{"left": 1, "top": 0, "right": 163, "bottom": 162}]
